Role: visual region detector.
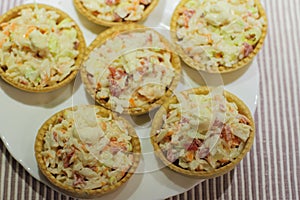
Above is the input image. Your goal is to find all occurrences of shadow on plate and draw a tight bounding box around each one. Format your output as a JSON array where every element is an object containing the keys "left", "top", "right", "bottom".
[
  {"left": 143, "top": 0, "right": 167, "bottom": 28},
  {"left": 0, "top": 74, "right": 81, "bottom": 108},
  {"left": 155, "top": 156, "right": 236, "bottom": 198},
  {"left": 182, "top": 61, "right": 253, "bottom": 87},
  {"left": 148, "top": 155, "right": 200, "bottom": 189}
]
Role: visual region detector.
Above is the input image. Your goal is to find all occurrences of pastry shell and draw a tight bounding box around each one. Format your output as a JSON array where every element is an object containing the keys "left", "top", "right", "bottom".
[
  {"left": 170, "top": 0, "right": 268, "bottom": 73},
  {"left": 73, "top": 0, "right": 159, "bottom": 27},
  {"left": 80, "top": 23, "right": 181, "bottom": 115},
  {"left": 0, "top": 4, "right": 86, "bottom": 92},
  {"left": 35, "top": 105, "right": 141, "bottom": 198},
  {"left": 150, "top": 87, "right": 255, "bottom": 179}
]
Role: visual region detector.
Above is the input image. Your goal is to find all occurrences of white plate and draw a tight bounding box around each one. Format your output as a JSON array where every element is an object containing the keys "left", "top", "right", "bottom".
[{"left": 0, "top": 0, "right": 259, "bottom": 199}]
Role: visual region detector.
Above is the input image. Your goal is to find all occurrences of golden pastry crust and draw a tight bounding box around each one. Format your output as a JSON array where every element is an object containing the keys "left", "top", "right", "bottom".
[
  {"left": 0, "top": 4, "right": 86, "bottom": 92},
  {"left": 81, "top": 24, "right": 181, "bottom": 115},
  {"left": 35, "top": 105, "right": 141, "bottom": 198},
  {"left": 73, "top": 0, "right": 159, "bottom": 27},
  {"left": 170, "top": 0, "right": 267, "bottom": 73},
  {"left": 151, "top": 87, "right": 255, "bottom": 179}
]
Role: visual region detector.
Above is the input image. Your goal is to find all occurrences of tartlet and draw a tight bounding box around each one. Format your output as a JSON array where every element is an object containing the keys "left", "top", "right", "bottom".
[
  {"left": 81, "top": 24, "right": 181, "bottom": 115},
  {"left": 0, "top": 4, "right": 86, "bottom": 92},
  {"left": 73, "top": 0, "right": 159, "bottom": 27},
  {"left": 151, "top": 87, "right": 255, "bottom": 179},
  {"left": 35, "top": 105, "right": 141, "bottom": 198},
  {"left": 170, "top": 0, "right": 267, "bottom": 73}
]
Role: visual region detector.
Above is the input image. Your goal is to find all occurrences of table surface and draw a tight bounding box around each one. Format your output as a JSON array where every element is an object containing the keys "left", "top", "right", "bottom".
[{"left": 1, "top": 0, "right": 299, "bottom": 199}]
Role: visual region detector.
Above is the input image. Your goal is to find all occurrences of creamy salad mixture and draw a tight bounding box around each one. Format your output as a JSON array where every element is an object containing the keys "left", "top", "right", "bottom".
[
  {"left": 84, "top": 30, "right": 175, "bottom": 113},
  {"left": 0, "top": 7, "right": 79, "bottom": 87},
  {"left": 175, "top": 0, "right": 265, "bottom": 71},
  {"left": 80, "top": 0, "right": 153, "bottom": 22},
  {"left": 155, "top": 90, "right": 252, "bottom": 171},
  {"left": 42, "top": 106, "right": 135, "bottom": 189}
]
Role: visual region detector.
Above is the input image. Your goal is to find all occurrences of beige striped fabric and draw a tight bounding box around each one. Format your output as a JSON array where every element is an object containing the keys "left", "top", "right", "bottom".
[{"left": 1, "top": 0, "right": 300, "bottom": 199}]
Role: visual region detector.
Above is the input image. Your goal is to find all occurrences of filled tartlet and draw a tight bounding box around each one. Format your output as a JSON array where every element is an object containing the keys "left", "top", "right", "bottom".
[
  {"left": 151, "top": 87, "right": 255, "bottom": 179},
  {"left": 0, "top": 4, "right": 86, "bottom": 92},
  {"left": 170, "top": 0, "right": 267, "bottom": 73},
  {"left": 73, "top": 0, "right": 159, "bottom": 27},
  {"left": 35, "top": 105, "right": 141, "bottom": 198},
  {"left": 81, "top": 24, "right": 181, "bottom": 115}
]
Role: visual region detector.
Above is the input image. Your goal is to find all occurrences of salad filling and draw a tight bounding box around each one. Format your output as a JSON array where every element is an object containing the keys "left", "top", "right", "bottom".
[
  {"left": 154, "top": 90, "right": 252, "bottom": 171},
  {"left": 175, "top": 0, "right": 265, "bottom": 71},
  {"left": 84, "top": 30, "right": 176, "bottom": 113},
  {"left": 41, "top": 106, "right": 137, "bottom": 189},
  {"left": 0, "top": 6, "right": 80, "bottom": 87},
  {"left": 80, "top": 0, "right": 154, "bottom": 22}
]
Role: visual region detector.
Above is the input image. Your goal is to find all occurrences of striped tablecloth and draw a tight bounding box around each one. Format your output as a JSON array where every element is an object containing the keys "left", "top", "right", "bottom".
[{"left": 1, "top": 0, "right": 299, "bottom": 199}]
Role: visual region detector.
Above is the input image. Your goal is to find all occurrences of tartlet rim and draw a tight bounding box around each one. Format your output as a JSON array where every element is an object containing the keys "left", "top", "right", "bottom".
[
  {"left": 34, "top": 105, "right": 141, "bottom": 198},
  {"left": 0, "top": 3, "right": 86, "bottom": 93},
  {"left": 170, "top": 0, "right": 268, "bottom": 74},
  {"left": 150, "top": 86, "right": 255, "bottom": 179},
  {"left": 73, "top": 0, "right": 160, "bottom": 27},
  {"left": 80, "top": 23, "right": 182, "bottom": 115}
]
